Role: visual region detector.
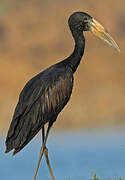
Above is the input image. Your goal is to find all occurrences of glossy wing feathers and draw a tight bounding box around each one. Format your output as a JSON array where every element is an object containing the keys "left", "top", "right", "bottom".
[
  {"left": 5, "top": 98, "right": 43, "bottom": 155},
  {"left": 5, "top": 65, "right": 73, "bottom": 155}
]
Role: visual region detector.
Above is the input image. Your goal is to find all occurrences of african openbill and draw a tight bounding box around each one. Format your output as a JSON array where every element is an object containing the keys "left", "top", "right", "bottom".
[{"left": 5, "top": 12, "right": 120, "bottom": 180}]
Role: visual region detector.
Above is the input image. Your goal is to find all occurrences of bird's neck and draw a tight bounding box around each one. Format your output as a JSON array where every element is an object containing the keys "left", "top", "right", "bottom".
[{"left": 65, "top": 31, "right": 85, "bottom": 73}]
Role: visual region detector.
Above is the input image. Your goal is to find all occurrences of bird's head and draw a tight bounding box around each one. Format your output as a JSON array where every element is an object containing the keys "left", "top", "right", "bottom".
[{"left": 68, "top": 12, "right": 120, "bottom": 52}]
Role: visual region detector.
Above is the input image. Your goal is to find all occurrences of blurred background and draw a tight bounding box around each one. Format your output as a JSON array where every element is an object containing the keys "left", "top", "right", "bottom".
[
  {"left": 0, "top": 1, "right": 125, "bottom": 179},
  {"left": 0, "top": 0, "right": 125, "bottom": 135}
]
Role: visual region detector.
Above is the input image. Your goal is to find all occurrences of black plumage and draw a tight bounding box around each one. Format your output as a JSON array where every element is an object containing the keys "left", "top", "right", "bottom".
[
  {"left": 5, "top": 64, "right": 74, "bottom": 154},
  {"left": 5, "top": 11, "right": 120, "bottom": 180},
  {"left": 5, "top": 12, "right": 87, "bottom": 155}
]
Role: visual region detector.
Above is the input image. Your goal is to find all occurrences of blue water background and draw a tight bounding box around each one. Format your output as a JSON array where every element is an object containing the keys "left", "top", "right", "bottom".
[{"left": 0, "top": 127, "right": 125, "bottom": 180}]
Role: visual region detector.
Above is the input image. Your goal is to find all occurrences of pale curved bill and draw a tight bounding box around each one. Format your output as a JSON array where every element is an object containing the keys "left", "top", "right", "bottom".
[{"left": 89, "top": 18, "right": 120, "bottom": 52}]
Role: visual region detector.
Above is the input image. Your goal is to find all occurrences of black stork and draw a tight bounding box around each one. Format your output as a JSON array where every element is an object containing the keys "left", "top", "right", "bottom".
[{"left": 5, "top": 12, "right": 120, "bottom": 180}]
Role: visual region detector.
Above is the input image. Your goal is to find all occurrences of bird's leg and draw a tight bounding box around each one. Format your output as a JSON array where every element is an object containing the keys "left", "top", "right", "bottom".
[
  {"left": 33, "top": 122, "right": 54, "bottom": 180},
  {"left": 42, "top": 126, "right": 55, "bottom": 180},
  {"left": 44, "top": 146, "right": 55, "bottom": 180}
]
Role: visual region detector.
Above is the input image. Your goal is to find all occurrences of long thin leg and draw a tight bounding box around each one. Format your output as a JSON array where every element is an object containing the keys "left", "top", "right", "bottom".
[
  {"left": 44, "top": 147, "right": 55, "bottom": 180},
  {"left": 33, "top": 123, "right": 53, "bottom": 180},
  {"left": 42, "top": 125, "right": 45, "bottom": 143},
  {"left": 42, "top": 126, "right": 55, "bottom": 180}
]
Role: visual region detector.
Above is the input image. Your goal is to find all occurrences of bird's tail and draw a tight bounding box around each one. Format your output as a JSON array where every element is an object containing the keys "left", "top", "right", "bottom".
[{"left": 5, "top": 99, "right": 44, "bottom": 155}]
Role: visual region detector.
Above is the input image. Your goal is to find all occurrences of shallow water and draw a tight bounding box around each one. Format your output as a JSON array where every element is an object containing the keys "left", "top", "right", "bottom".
[{"left": 1, "top": 128, "right": 125, "bottom": 180}]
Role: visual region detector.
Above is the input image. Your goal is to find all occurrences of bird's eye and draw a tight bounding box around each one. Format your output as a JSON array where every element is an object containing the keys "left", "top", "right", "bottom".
[{"left": 84, "top": 17, "right": 88, "bottom": 22}]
